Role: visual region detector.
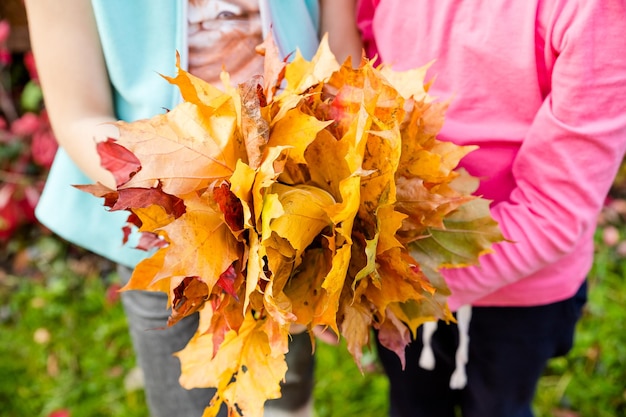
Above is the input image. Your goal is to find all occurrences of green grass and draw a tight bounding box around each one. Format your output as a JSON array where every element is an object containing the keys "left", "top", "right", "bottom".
[
  {"left": 314, "top": 340, "right": 388, "bottom": 417},
  {"left": 0, "top": 235, "right": 147, "bottom": 417},
  {"left": 1, "top": 227, "right": 626, "bottom": 417},
  {"left": 534, "top": 235, "right": 626, "bottom": 417}
]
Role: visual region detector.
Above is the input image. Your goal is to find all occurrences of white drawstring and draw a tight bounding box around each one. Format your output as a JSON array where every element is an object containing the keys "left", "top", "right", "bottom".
[
  {"left": 449, "top": 304, "right": 472, "bottom": 389},
  {"left": 418, "top": 321, "right": 437, "bottom": 370},
  {"left": 418, "top": 304, "right": 472, "bottom": 390}
]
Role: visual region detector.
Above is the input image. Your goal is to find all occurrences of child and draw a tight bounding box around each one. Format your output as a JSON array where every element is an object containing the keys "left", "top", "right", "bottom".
[
  {"left": 24, "top": 1, "right": 360, "bottom": 415},
  {"left": 353, "top": 1, "right": 626, "bottom": 416}
]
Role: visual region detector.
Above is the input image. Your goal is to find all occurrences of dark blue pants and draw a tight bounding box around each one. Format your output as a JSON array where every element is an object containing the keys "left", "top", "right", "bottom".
[{"left": 376, "top": 282, "right": 587, "bottom": 417}]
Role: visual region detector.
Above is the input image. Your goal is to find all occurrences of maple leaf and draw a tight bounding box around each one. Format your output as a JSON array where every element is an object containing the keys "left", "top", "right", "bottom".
[
  {"left": 136, "top": 232, "right": 168, "bottom": 251},
  {"left": 255, "top": 29, "right": 286, "bottom": 103},
  {"left": 213, "top": 182, "right": 244, "bottom": 233},
  {"left": 115, "top": 87, "right": 245, "bottom": 195},
  {"left": 284, "top": 248, "right": 334, "bottom": 329},
  {"left": 265, "top": 183, "right": 334, "bottom": 259},
  {"left": 96, "top": 138, "right": 141, "bottom": 187},
  {"left": 123, "top": 247, "right": 170, "bottom": 294},
  {"left": 339, "top": 297, "right": 372, "bottom": 370},
  {"left": 395, "top": 175, "right": 474, "bottom": 239},
  {"left": 157, "top": 196, "right": 242, "bottom": 289},
  {"left": 169, "top": 276, "right": 210, "bottom": 326},
  {"left": 268, "top": 105, "right": 332, "bottom": 166},
  {"left": 80, "top": 34, "right": 506, "bottom": 416},
  {"left": 177, "top": 313, "right": 289, "bottom": 417},
  {"left": 376, "top": 307, "right": 413, "bottom": 368},
  {"left": 378, "top": 61, "right": 434, "bottom": 101},
  {"left": 239, "top": 76, "right": 270, "bottom": 169},
  {"left": 216, "top": 263, "right": 240, "bottom": 299},
  {"left": 73, "top": 182, "right": 119, "bottom": 208},
  {"left": 163, "top": 51, "right": 230, "bottom": 109},
  {"left": 409, "top": 198, "right": 504, "bottom": 271},
  {"left": 112, "top": 186, "right": 185, "bottom": 216},
  {"left": 278, "top": 34, "right": 340, "bottom": 99},
  {"left": 133, "top": 204, "right": 179, "bottom": 233}
]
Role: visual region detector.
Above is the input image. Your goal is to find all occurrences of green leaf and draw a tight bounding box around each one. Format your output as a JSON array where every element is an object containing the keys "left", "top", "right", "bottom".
[
  {"left": 20, "top": 81, "right": 44, "bottom": 112},
  {"left": 408, "top": 198, "right": 504, "bottom": 270}
]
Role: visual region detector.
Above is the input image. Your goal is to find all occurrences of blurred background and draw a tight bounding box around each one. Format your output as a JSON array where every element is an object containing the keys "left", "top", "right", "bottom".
[{"left": 1, "top": 2, "right": 625, "bottom": 416}]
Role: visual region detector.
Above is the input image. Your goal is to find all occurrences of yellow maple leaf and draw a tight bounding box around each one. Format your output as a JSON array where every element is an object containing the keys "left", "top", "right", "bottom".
[
  {"left": 266, "top": 183, "right": 334, "bottom": 258},
  {"left": 157, "top": 195, "right": 241, "bottom": 286},
  {"left": 177, "top": 312, "right": 289, "bottom": 417},
  {"left": 116, "top": 101, "right": 241, "bottom": 195},
  {"left": 279, "top": 34, "right": 340, "bottom": 99},
  {"left": 268, "top": 106, "right": 332, "bottom": 165}
]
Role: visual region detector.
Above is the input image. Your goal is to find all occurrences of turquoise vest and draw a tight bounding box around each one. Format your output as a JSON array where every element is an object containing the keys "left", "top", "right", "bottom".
[{"left": 35, "top": 0, "right": 320, "bottom": 267}]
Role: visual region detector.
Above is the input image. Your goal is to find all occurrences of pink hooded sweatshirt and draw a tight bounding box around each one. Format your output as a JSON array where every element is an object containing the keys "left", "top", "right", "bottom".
[{"left": 358, "top": 0, "right": 626, "bottom": 310}]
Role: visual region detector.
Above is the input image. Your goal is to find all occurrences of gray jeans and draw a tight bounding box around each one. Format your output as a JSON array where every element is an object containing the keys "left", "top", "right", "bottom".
[{"left": 118, "top": 266, "right": 315, "bottom": 417}]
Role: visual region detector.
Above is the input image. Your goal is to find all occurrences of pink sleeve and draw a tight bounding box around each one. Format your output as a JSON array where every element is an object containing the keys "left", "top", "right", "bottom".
[
  {"left": 444, "top": 0, "right": 626, "bottom": 309},
  {"left": 356, "top": 0, "right": 379, "bottom": 59}
]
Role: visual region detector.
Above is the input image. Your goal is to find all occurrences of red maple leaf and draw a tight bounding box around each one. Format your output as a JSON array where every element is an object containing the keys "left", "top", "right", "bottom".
[
  {"left": 169, "top": 276, "right": 209, "bottom": 326},
  {"left": 96, "top": 138, "right": 141, "bottom": 187},
  {"left": 112, "top": 186, "right": 186, "bottom": 218},
  {"left": 213, "top": 182, "right": 244, "bottom": 232},
  {"left": 216, "top": 263, "right": 239, "bottom": 299}
]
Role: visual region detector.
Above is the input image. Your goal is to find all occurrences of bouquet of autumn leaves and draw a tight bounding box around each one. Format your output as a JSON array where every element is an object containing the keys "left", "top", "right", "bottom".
[{"left": 78, "top": 35, "right": 503, "bottom": 417}]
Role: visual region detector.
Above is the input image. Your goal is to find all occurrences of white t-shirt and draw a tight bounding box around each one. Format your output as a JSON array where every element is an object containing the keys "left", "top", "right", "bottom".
[{"left": 187, "top": 0, "right": 264, "bottom": 84}]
